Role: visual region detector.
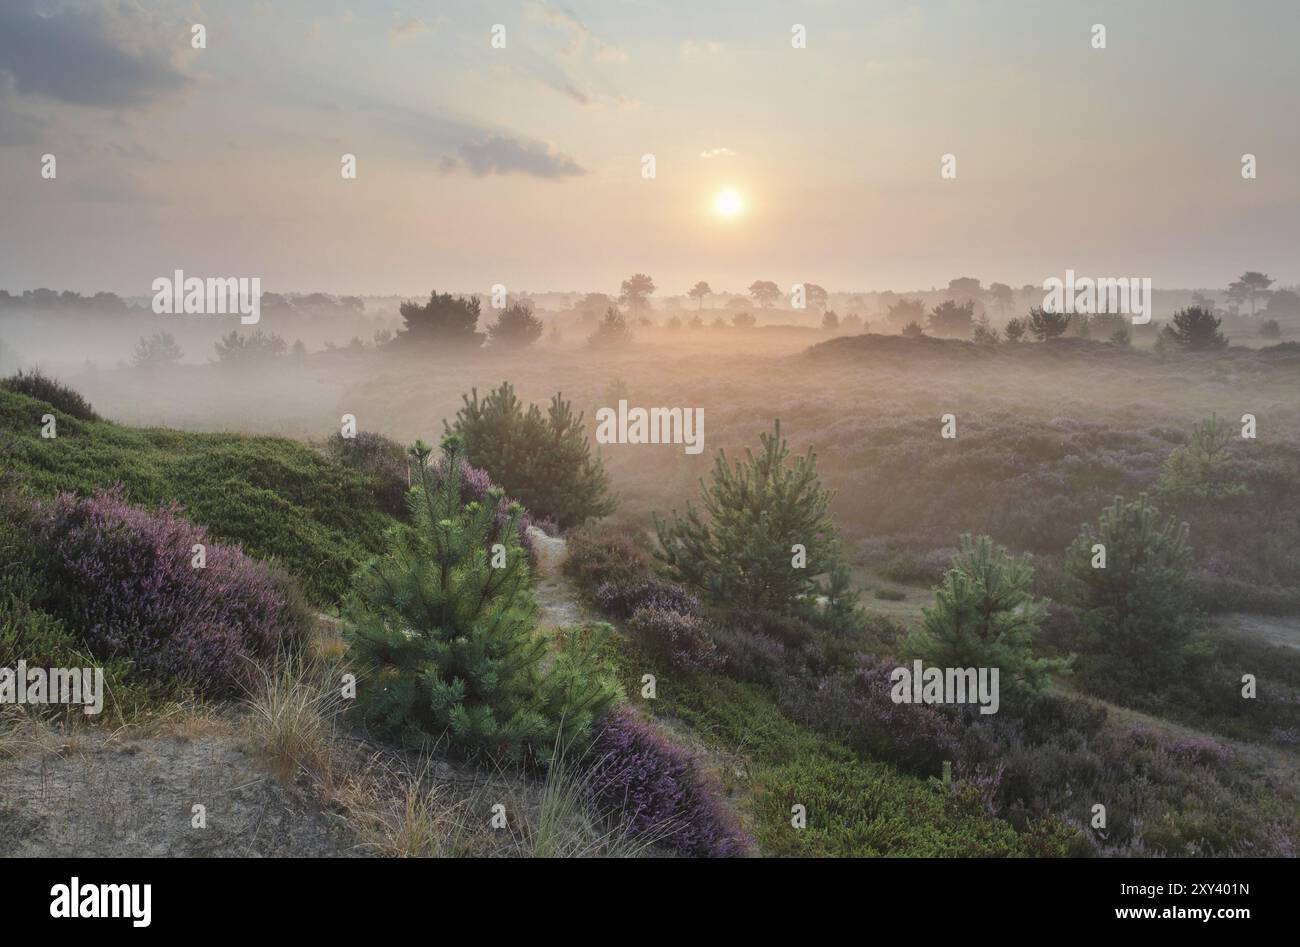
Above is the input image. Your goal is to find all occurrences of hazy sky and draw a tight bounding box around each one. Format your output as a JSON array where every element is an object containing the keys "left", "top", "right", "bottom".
[{"left": 1, "top": 0, "right": 1297, "bottom": 298}]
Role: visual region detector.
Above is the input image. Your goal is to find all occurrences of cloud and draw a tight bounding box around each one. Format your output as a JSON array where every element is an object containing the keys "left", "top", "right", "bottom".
[
  {"left": 0, "top": 0, "right": 189, "bottom": 108},
  {"left": 530, "top": 3, "right": 626, "bottom": 62},
  {"left": 389, "top": 15, "right": 441, "bottom": 43},
  {"left": 449, "top": 135, "right": 587, "bottom": 179},
  {"left": 680, "top": 40, "right": 724, "bottom": 58},
  {"left": 700, "top": 147, "right": 737, "bottom": 159}
]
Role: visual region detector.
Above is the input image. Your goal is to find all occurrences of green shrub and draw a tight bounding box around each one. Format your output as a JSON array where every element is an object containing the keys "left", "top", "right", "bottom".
[
  {"left": 1066, "top": 495, "right": 1197, "bottom": 686},
  {"left": 448, "top": 381, "right": 616, "bottom": 530},
  {"left": 1, "top": 370, "right": 99, "bottom": 421},
  {"left": 345, "top": 438, "right": 618, "bottom": 763},
  {"left": 1156, "top": 415, "right": 1248, "bottom": 502},
  {"left": 1161, "top": 306, "right": 1228, "bottom": 351},
  {"left": 906, "top": 535, "right": 1067, "bottom": 708},
  {"left": 655, "top": 420, "right": 849, "bottom": 615}
]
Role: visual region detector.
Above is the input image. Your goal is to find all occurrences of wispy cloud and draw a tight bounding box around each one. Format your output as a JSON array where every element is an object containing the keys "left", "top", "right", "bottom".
[
  {"left": 447, "top": 134, "right": 586, "bottom": 179},
  {"left": 529, "top": 3, "right": 626, "bottom": 61}
]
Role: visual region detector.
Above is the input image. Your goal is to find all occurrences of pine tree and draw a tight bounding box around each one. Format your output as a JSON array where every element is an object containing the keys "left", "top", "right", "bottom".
[
  {"left": 1027, "top": 306, "right": 1071, "bottom": 341},
  {"left": 1161, "top": 305, "right": 1228, "bottom": 351},
  {"left": 448, "top": 382, "right": 616, "bottom": 529},
  {"left": 907, "top": 535, "right": 1065, "bottom": 706},
  {"left": 1066, "top": 495, "right": 1196, "bottom": 685},
  {"left": 344, "top": 437, "right": 617, "bottom": 763},
  {"left": 654, "top": 420, "right": 850, "bottom": 615}
]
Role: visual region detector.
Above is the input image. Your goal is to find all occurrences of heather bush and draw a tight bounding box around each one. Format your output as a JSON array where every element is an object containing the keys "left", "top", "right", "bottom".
[
  {"left": 28, "top": 487, "right": 311, "bottom": 694},
  {"left": 778, "top": 657, "right": 963, "bottom": 777},
  {"left": 326, "top": 430, "right": 411, "bottom": 518},
  {"left": 594, "top": 575, "right": 699, "bottom": 618},
  {"left": 626, "top": 605, "right": 723, "bottom": 672},
  {"left": 1, "top": 370, "right": 99, "bottom": 421},
  {"left": 562, "top": 526, "right": 649, "bottom": 592},
  {"left": 584, "top": 706, "right": 751, "bottom": 857}
]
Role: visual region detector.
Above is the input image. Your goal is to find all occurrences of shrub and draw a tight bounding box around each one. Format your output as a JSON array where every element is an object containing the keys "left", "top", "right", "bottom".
[
  {"left": 486, "top": 303, "right": 545, "bottom": 350},
  {"left": 584, "top": 706, "right": 751, "bottom": 857},
  {"left": 131, "top": 333, "right": 183, "bottom": 369},
  {"left": 1066, "top": 495, "right": 1196, "bottom": 686},
  {"left": 562, "top": 526, "right": 648, "bottom": 591},
  {"left": 397, "top": 290, "right": 483, "bottom": 348},
  {"left": 213, "top": 329, "right": 288, "bottom": 365},
  {"left": 901, "top": 320, "right": 925, "bottom": 337},
  {"left": 1002, "top": 317, "right": 1027, "bottom": 342},
  {"left": 594, "top": 576, "right": 698, "bottom": 618},
  {"left": 587, "top": 307, "right": 632, "bottom": 348},
  {"left": 1259, "top": 318, "right": 1282, "bottom": 340},
  {"left": 325, "top": 431, "right": 410, "bottom": 518},
  {"left": 1161, "top": 305, "right": 1228, "bottom": 351},
  {"left": 28, "top": 487, "right": 310, "bottom": 694},
  {"left": 344, "top": 438, "right": 617, "bottom": 763},
  {"left": 874, "top": 587, "right": 906, "bottom": 601},
  {"left": 655, "top": 420, "right": 849, "bottom": 615},
  {"left": 1, "top": 370, "right": 99, "bottom": 421},
  {"left": 1156, "top": 415, "right": 1248, "bottom": 502},
  {"left": 906, "top": 535, "right": 1067, "bottom": 707},
  {"left": 626, "top": 605, "right": 723, "bottom": 671},
  {"left": 779, "top": 658, "right": 962, "bottom": 777},
  {"left": 449, "top": 382, "right": 616, "bottom": 530},
  {"left": 1027, "top": 306, "right": 1071, "bottom": 340},
  {"left": 928, "top": 300, "right": 975, "bottom": 337}
]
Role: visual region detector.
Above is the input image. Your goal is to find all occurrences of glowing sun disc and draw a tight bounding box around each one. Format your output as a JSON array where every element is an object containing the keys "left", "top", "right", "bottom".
[{"left": 714, "top": 189, "right": 744, "bottom": 217}]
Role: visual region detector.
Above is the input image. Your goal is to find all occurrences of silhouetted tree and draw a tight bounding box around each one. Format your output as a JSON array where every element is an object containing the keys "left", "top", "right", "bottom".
[
  {"left": 928, "top": 299, "right": 975, "bottom": 337},
  {"left": 748, "top": 280, "right": 781, "bottom": 308},
  {"left": 398, "top": 291, "right": 483, "bottom": 347},
  {"left": 486, "top": 303, "right": 545, "bottom": 350},
  {"left": 1027, "top": 306, "right": 1071, "bottom": 341},
  {"left": 1161, "top": 306, "right": 1227, "bottom": 351},
  {"left": 619, "top": 273, "right": 655, "bottom": 316},
  {"left": 688, "top": 281, "right": 712, "bottom": 310}
]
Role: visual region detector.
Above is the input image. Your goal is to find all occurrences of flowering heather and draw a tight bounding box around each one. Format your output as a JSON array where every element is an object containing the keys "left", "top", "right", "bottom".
[
  {"left": 30, "top": 488, "right": 309, "bottom": 693},
  {"left": 627, "top": 605, "right": 723, "bottom": 672},
  {"left": 594, "top": 576, "right": 700, "bottom": 618},
  {"left": 585, "top": 707, "right": 751, "bottom": 858}
]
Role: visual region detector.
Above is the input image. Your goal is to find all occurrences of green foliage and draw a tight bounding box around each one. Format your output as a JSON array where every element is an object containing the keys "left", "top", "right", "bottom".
[
  {"left": 1027, "top": 306, "right": 1071, "bottom": 341},
  {"left": 213, "top": 329, "right": 288, "bottom": 365},
  {"left": 397, "top": 290, "right": 483, "bottom": 348},
  {"left": 131, "top": 332, "right": 183, "bottom": 369},
  {"left": 906, "top": 535, "right": 1067, "bottom": 706},
  {"left": 0, "top": 386, "right": 394, "bottom": 603},
  {"left": 345, "top": 438, "right": 617, "bottom": 763},
  {"left": 486, "top": 303, "right": 545, "bottom": 350},
  {"left": 448, "top": 381, "right": 616, "bottom": 529},
  {"left": 1066, "top": 496, "right": 1197, "bottom": 682},
  {"left": 1, "top": 370, "right": 99, "bottom": 421},
  {"left": 654, "top": 420, "right": 849, "bottom": 615},
  {"left": 1156, "top": 415, "right": 1248, "bottom": 502},
  {"left": 1161, "top": 305, "right": 1228, "bottom": 351}
]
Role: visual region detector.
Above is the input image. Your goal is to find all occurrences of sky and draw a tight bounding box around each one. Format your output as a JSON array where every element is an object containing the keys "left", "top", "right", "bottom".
[{"left": 1, "top": 0, "right": 1297, "bottom": 298}]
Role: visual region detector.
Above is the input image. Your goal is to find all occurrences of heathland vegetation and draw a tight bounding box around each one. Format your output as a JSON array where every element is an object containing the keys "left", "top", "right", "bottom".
[{"left": 2, "top": 274, "right": 1297, "bottom": 856}]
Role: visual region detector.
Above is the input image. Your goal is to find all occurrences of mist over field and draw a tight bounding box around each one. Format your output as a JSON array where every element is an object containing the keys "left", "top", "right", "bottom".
[{"left": 2, "top": 2, "right": 1298, "bottom": 903}]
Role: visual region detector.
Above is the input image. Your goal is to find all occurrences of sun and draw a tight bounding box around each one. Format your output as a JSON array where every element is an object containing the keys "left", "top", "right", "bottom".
[{"left": 713, "top": 188, "right": 744, "bottom": 217}]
